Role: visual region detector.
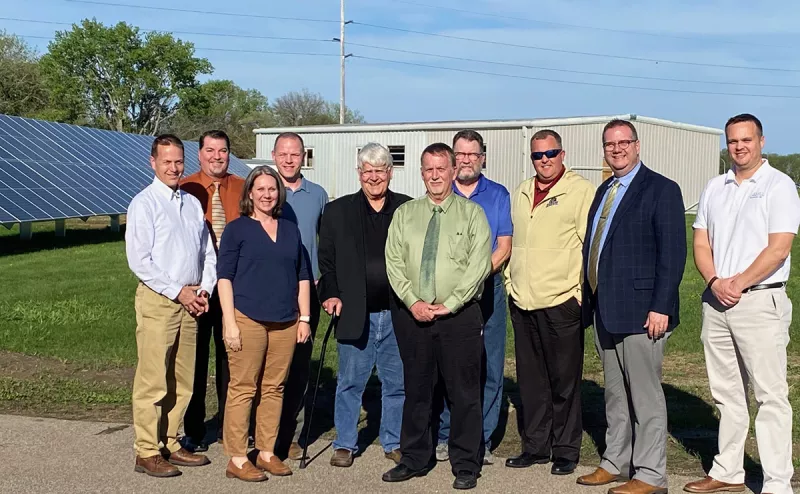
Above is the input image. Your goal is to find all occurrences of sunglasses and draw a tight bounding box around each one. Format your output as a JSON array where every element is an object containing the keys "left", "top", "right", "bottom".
[{"left": 531, "top": 149, "right": 562, "bottom": 161}]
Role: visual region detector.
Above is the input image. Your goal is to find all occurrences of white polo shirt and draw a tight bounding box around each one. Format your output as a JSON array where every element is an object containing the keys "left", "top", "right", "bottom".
[{"left": 693, "top": 160, "right": 800, "bottom": 284}]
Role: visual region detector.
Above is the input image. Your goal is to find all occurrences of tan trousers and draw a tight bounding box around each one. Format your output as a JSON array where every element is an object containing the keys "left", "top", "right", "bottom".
[
  {"left": 132, "top": 283, "right": 197, "bottom": 458},
  {"left": 223, "top": 309, "right": 297, "bottom": 457},
  {"left": 701, "top": 287, "right": 793, "bottom": 494}
]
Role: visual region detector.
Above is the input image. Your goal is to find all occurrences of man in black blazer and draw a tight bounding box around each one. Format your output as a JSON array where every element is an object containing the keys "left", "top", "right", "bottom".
[
  {"left": 576, "top": 120, "right": 686, "bottom": 494},
  {"left": 317, "top": 142, "right": 412, "bottom": 468}
]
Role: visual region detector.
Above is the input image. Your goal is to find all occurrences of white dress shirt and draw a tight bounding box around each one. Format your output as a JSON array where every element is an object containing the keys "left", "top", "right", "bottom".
[
  {"left": 125, "top": 176, "right": 217, "bottom": 300},
  {"left": 693, "top": 160, "right": 800, "bottom": 284}
]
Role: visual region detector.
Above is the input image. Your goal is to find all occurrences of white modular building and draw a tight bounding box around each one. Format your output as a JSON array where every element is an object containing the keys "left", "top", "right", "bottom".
[{"left": 253, "top": 114, "right": 723, "bottom": 210}]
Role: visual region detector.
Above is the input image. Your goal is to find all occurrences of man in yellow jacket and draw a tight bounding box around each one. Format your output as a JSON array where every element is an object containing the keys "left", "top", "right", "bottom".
[{"left": 504, "top": 129, "right": 595, "bottom": 476}]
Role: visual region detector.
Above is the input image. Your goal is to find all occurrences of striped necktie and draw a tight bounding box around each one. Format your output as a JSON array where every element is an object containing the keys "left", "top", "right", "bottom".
[
  {"left": 418, "top": 205, "right": 443, "bottom": 303},
  {"left": 211, "top": 181, "right": 226, "bottom": 247},
  {"left": 588, "top": 180, "right": 621, "bottom": 293}
]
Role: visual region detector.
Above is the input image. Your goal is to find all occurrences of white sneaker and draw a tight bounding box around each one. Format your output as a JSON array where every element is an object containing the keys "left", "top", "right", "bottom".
[
  {"left": 435, "top": 442, "right": 449, "bottom": 462},
  {"left": 483, "top": 450, "right": 495, "bottom": 465}
]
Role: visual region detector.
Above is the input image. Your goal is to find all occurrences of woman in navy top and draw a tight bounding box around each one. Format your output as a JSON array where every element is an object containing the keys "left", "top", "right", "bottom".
[{"left": 216, "top": 165, "right": 311, "bottom": 481}]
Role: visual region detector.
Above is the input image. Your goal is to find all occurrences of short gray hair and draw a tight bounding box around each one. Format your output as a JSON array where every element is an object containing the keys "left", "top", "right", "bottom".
[{"left": 357, "top": 142, "right": 393, "bottom": 170}]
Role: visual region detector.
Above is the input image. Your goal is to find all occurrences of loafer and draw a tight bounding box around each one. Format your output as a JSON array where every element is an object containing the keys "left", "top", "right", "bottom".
[
  {"left": 608, "top": 479, "right": 668, "bottom": 494},
  {"left": 577, "top": 467, "right": 625, "bottom": 486},
  {"left": 287, "top": 442, "right": 306, "bottom": 460},
  {"left": 551, "top": 458, "right": 577, "bottom": 475},
  {"left": 453, "top": 470, "right": 478, "bottom": 490},
  {"left": 683, "top": 476, "right": 745, "bottom": 493},
  {"left": 165, "top": 447, "right": 210, "bottom": 467},
  {"left": 384, "top": 449, "right": 402, "bottom": 464},
  {"left": 225, "top": 459, "right": 267, "bottom": 482},
  {"left": 382, "top": 464, "right": 428, "bottom": 482},
  {"left": 256, "top": 454, "right": 292, "bottom": 476},
  {"left": 134, "top": 454, "right": 181, "bottom": 477},
  {"left": 330, "top": 448, "right": 354, "bottom": 467},
  {"left": 505, "top": 452, "right": 550, "bottom": 468}
]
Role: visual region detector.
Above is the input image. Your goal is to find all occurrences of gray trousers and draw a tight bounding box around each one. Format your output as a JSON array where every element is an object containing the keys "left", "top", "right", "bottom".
[{"left": 594, "top": 326, "right": 669, "bottom": 488}]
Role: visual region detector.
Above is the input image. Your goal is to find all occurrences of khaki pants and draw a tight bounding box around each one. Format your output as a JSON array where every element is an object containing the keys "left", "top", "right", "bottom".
[
  {"left": 223, "top": 309, "right": 297, "bottom": 457},
  {"left": 701, "top": 288, "right": 793, "bottom": 494},
  {"left": 132, "top": 283, "right": 197, "bottom": 458}
]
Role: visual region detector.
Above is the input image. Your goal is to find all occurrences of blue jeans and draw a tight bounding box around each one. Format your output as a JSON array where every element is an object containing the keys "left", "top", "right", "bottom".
[
  {"left": 438, "top": 273, "right": 507, "bottom": 450},
  {"left": 333, "top": 310, "right": 405, "bottom": 453}
]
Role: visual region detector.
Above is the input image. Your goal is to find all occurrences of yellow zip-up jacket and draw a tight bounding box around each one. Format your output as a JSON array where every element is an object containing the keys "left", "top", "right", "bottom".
[{"left": 504, "top": 168, "right": 596, "bottom": 311}]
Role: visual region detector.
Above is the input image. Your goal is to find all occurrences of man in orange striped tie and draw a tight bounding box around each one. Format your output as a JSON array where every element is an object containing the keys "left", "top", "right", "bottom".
[{"left": 180, "top": 130, "right": 245, "bottom": 451}]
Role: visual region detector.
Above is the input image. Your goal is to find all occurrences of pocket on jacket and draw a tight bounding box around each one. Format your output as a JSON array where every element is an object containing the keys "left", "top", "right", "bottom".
[{"left": 633, "top": 278, "right": 654, "bottom": 290}]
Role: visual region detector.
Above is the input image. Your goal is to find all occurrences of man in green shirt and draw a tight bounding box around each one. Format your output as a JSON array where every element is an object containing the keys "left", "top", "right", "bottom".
[{"left": 382, "top": 142, "right": 492, "bottom": 491}]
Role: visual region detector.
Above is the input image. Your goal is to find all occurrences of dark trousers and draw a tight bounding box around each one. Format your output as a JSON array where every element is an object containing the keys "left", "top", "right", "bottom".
[
  {"left": 276, "top": 287, "right": 320, "bottom": 451},
  {"left": 510, "top": 297, "right": 584, "bottom": 462},
  {"left": 393, "top": 300, "right": 483, "bottom": 475},
  {"left": 183, "top": 289, "right": 228, "bottom": 442}
]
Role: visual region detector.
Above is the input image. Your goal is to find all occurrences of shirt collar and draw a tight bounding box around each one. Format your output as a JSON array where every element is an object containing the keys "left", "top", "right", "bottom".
[
  {"left": 361, "top": 189, "right": 390, "bottom": 215},
  {"left": 427, "top": 191, "right": 455, "bottom": 213},
  {"left": 152, "top": 176, "right": 182, "bottom": 203},
  {"left": 725, "top": 158, "right": 770, "bottom": 184},
  {"left": 286, "top": 176, "right": 307, "bottom": 193},
  {"left": 614, "top": 161, "right": 642, "bottom": 188},
  {"left": 452, "top": 174, "right": 487, "bottom": 198},
  {"left": 196, "top": 171, "right": 232, "bottom": 190}
]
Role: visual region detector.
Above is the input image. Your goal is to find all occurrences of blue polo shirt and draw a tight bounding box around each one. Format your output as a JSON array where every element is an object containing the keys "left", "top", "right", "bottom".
[
  {"left": 453, "top": 174, "right": 512, "bottom": 252},
  {"left": 283, "top": 176, "right": 328, "bottom": 280}
]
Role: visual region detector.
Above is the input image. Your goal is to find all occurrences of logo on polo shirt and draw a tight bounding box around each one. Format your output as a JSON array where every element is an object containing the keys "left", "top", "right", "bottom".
[
  {"left": 750, "top": 191, "right": 764, "bottom": 199},
  {"left": 546, "top": 197, "right": 559, "bottom": 207}
]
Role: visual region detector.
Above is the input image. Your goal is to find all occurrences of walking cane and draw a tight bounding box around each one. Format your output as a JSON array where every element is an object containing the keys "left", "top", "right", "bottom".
[{"left": 299, "top": 313, "right": 338, "bottom": 469}]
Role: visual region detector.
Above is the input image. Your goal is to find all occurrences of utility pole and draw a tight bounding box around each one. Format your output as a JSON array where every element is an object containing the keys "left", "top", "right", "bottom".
[{"left": 338, "top": 0, "right": 352, "bottom": 124}]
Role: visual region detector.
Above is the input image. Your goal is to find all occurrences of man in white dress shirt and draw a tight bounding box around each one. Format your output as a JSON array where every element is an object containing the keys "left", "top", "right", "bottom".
[
  {"left": 685, "top": 114, "right": 799, "bottom": 494},
  {"left": 125, "top": 134, "right": 218, "bottom": 478}
]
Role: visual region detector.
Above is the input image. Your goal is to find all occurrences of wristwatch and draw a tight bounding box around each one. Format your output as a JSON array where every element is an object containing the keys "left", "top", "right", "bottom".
[{"left": 299, "top": 315, "right": 311, "bottom": 323}]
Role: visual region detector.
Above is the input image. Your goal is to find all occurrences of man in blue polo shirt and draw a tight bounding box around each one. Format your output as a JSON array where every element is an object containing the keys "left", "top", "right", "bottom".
[
  {"left": 436, "top": 129, "right": 513, "bottom": 466},
  {"left": 272, "top": 131, "right": 328, "bottom": 460}
]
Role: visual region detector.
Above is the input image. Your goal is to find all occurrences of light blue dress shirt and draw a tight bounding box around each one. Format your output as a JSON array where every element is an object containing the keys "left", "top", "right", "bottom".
[{"left": 589, "top": 162, "right": 642, "bottom": 271}]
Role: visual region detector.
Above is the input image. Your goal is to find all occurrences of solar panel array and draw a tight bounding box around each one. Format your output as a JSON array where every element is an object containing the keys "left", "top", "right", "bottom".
[{"left": 0, "top": 114, "right": 252, "bottom": 224}]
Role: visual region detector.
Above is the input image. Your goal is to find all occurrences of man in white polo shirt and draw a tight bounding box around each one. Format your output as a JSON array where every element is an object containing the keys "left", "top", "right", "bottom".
[{"left": 685, "top": 113, "right": 799, "bottom": 494}]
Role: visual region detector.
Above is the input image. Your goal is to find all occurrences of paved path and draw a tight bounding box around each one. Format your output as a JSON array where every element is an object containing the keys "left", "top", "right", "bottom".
[{"left": 0, "top": 414, "right": 764, "bottom": 493}]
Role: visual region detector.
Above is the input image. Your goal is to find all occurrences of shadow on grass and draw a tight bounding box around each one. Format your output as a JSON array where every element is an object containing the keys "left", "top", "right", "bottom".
[{"left": 0, "top": 226, "right": 126, "bottom": 256}]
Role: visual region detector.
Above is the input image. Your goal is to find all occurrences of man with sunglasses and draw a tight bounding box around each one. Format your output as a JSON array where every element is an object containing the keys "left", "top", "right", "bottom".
[
  {"left": 434, "top": 129, "right": 513, "bottom": 466},
  {"left": 503, "top": 129, "right": 595, "bottom": 475},
  {"left": 577, "top": 120, "right": 686, "bottom": 494}
]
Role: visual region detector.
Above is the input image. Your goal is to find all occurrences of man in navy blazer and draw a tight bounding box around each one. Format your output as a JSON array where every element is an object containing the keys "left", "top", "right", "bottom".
[{"left": 576, "top": 119, "right": 686, "bottom": 494}]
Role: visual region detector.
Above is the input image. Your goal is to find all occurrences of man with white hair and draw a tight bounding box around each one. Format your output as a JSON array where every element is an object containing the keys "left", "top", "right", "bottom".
[{"left": 318, "top": 142, "right": 412, "bottom": 468}]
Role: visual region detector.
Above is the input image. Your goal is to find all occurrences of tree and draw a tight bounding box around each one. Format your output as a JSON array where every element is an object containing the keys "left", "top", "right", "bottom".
[
  {"left": 39, "top": 19, "right": 212, "bottom": 134},
  {"left": 167, "top": 79, "right": 274, "bottom": 158},
  {"left": 0, "top": 31, "right": 49, "bottom": 118},
  {"left": 271, "top": 88, "right": 366, "bottom": 126},
  {"left": 720, "top": 149, "right": 800, "bottom": 183}
]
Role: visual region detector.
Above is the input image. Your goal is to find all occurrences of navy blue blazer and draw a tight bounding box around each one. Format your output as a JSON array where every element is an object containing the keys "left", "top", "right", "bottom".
[{"left": 581, "top": 164, "right": 687, "bottom": 334}]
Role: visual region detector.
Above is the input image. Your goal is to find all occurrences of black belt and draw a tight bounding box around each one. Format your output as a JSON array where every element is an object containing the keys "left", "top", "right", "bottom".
[{"left": 742, "top": 281, "right": 786, "bottom": 293}]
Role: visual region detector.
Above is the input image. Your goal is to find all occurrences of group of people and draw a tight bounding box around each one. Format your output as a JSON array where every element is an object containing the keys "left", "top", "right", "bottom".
[{"left": 125, "top": 113, "right": 797, "bottom": 494}]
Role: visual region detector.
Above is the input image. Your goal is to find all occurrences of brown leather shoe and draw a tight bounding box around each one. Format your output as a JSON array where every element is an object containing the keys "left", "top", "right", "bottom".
[
  {"left": 385, "top": 449, "right": 402, "bottom": 464},
  {"left": 609, "top": 479, "right": 668, "bottom": 494},
  {"left": 166, "top": 447, "right": 210, "bottom": 467},
  {"left": 225, "top": 459, "right": 267, "bottom": 482},
  {"left": 330, "top": 448, "right": 354, "bottom": 467},
  {"left": 134, "top": 455, "right": 181, "bottom": 477},
  {"left": 577, "top": 467, "right": 625, "bottom": 486},
  {"left": 287, "top": 442, "right": 305, "bottom": 460},
  {"left": 683, "top": 476, "right": 745, "bottom": 493},
  {"left": 256, "top": 454, "right": 293, "bottom": 476}
]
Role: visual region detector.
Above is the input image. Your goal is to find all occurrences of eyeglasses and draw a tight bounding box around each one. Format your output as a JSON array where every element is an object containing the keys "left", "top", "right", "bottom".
[
  {"left": 603, "top": 140, "right": 637, "bottom": 151},
  {"left": 360, "top": 168, "right": 388, "bottom": 178},
  {"left": 454, "top": 152, "right": 484, "bottom": 161},
  {"left": 531, "top": 149, "right": 562, "bottom": 161}
]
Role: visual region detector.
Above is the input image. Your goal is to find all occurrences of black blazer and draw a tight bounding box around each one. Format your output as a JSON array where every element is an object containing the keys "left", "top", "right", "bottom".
[
  {"left": 317, "top": 189, "right": 412, "bottom": 340},
  {"left": 581, "top": 164, "right": 687, "bottom": 334}
]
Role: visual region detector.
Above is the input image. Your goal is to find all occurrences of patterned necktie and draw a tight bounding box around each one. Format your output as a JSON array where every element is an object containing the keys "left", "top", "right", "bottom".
[
  {"left": 418, "top": 205, "right": 443, "bottom": 303},
  {"left": 588, "top": 180, "right": 621, "bottom": 293},
  {"left": 211, "top": 181, "right": 226, "bottom": 247}
]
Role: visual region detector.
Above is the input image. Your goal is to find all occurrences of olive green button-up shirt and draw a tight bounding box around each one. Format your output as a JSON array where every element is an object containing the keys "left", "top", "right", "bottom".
[{"left": 385, "top": 192, "right": 492, "bottom": 313}]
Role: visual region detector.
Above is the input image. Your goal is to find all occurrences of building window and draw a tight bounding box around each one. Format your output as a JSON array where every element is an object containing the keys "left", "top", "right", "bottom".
[
  {"left": 388, "top": 145, "right": 405, "bottom": 167},
  {"left": 482, "top": 143, "right": 487, "bottom": 169},
  {"left": 304, "top": 148, "right": 314, "bottom": 169}
]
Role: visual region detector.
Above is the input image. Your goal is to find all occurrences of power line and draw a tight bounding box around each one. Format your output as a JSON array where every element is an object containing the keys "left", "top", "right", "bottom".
[
  {"left": 352, "top": 55, "right": 800, "bottom": 99},
  {"left": 347, "top": 41, "right": 800, "bottom": 89},
  {"left": 352, "top": 22, "right": 800, "bottom": 73},
  {"left": 390, "top": 0, "right": 793, "bottom": 49},
  {"left": 0, "top": 17, "right": 331, "bottom": 43},
  {"left": 63, "top": 0, "right": 340, "bottom": 23}
]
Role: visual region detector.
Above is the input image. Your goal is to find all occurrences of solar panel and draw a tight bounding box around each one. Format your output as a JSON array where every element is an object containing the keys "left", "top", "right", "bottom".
[{"left": 0, "top": 114, "right": 253, "bottom": 224}]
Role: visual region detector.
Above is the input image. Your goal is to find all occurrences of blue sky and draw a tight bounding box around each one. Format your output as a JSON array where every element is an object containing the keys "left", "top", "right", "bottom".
[{"left": 5, "top": 0, "right": 800, "bottom": 153}]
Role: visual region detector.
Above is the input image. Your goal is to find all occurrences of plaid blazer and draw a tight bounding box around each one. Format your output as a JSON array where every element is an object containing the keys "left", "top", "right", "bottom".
[{"left": 580, "top": 164, "right": 687, "bottom": 334}]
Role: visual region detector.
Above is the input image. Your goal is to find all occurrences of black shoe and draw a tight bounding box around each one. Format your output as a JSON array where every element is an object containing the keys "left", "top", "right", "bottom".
[
  {"left": 453, "top": 470, "right": 478, "bottom": 490},
  {"left": 382, "top": 464, "right": 427, "bottom": 482},
  {"left": 550, "top": 458, "right": 577, "bottom": 475},
  {"left": 181, "top": 437, "right": 209, "bottom": 453},
  {"left": 505, "top": 452, "right": 550, "bottom": 468}
]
